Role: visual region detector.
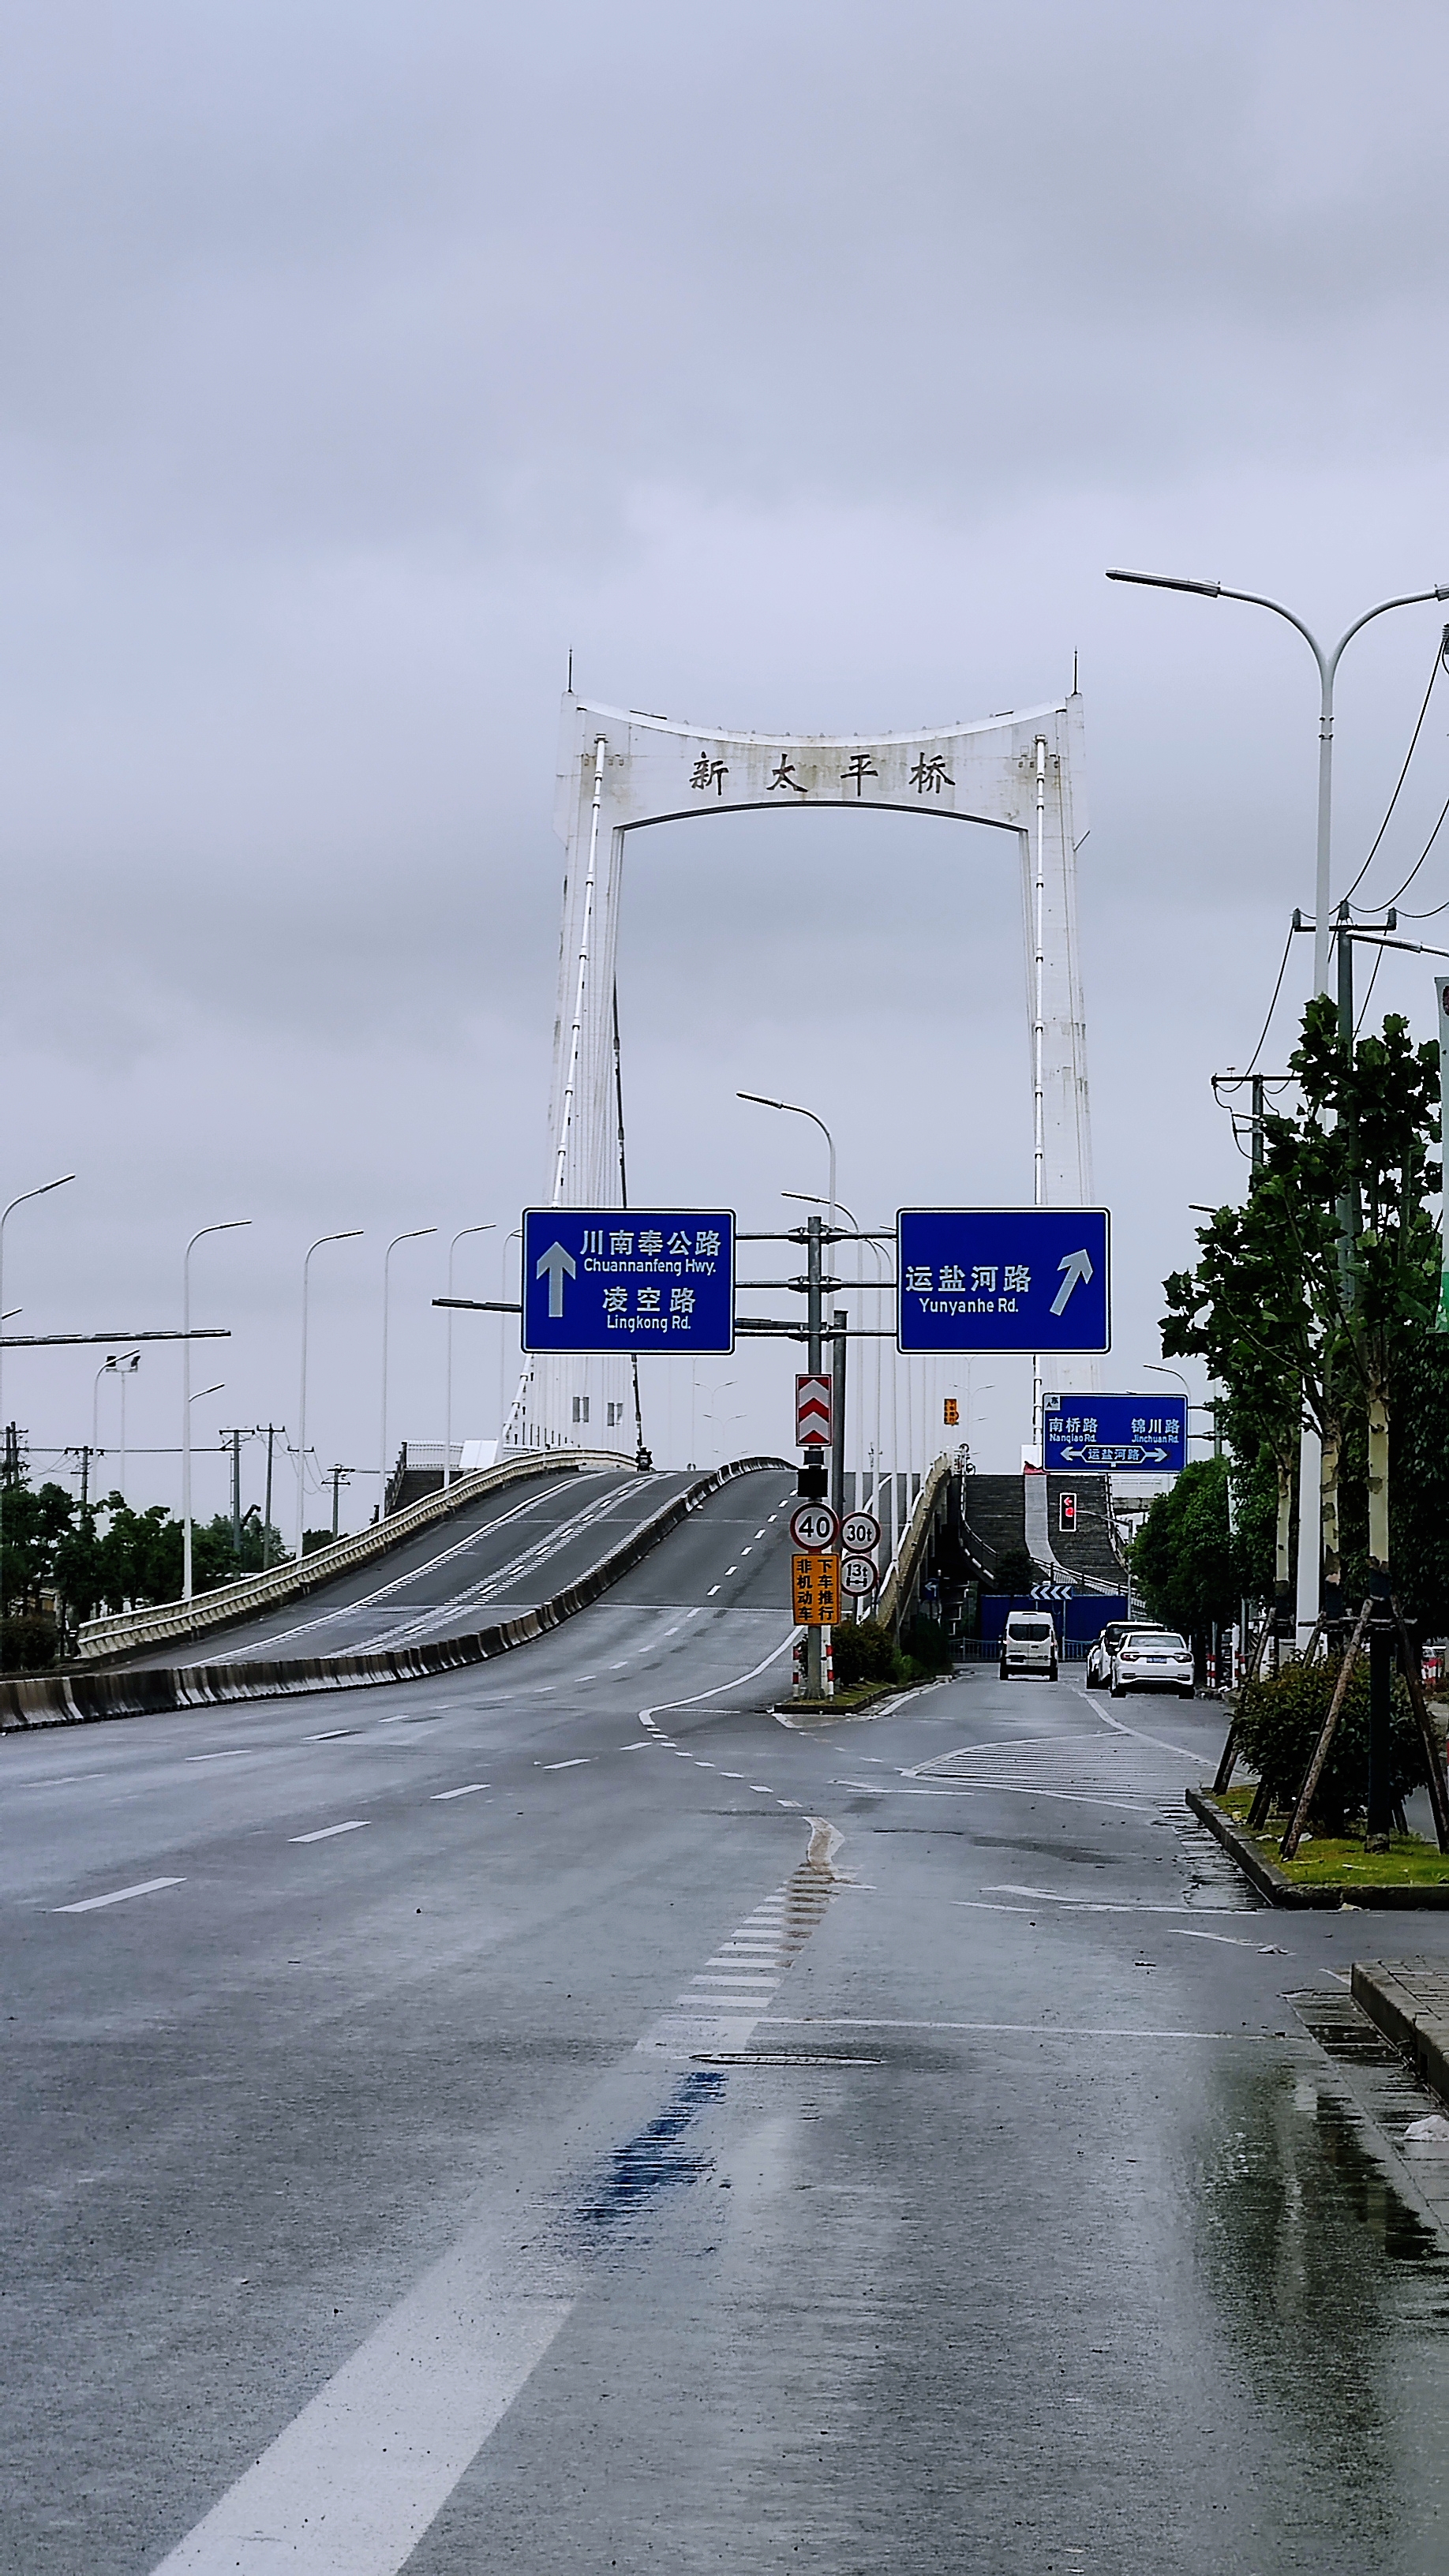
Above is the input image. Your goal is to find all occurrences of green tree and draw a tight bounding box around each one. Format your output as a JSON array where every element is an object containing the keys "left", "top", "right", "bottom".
[
  {"left": 1131, "top": 1458, "right": 1246, "bottom": 1643},
  {"left": 1164, "top": 996, "right": 1441, "bottom": 1617}
]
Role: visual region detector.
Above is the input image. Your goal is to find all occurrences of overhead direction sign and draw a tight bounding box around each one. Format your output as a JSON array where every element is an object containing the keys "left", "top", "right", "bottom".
[
  {"left": 795, "top": 1372, "right": 833, "bottom": 1447},
  {"left": 1043, "top": 1391, "right": 1187, "bottom": 1473},
  {"left": 897, "top": 1208, "right": 1110, "bottom": 1354},
  {"left": 521, "top": 1209, "right": 735, "bottom": 1354}
]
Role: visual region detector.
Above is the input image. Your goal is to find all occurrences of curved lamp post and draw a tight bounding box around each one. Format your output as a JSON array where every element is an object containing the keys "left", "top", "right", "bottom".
[
  {"left": 444, "top": 1224, "right": 495, "bottom": 1489},
  {"left": 296, "top": 1232, "right": 362, "bottom": 1560},
  {"left": 379, "top": 1229, "right": 436, "bottom": 1522},
  {"left": 182, "top": 1220, "right": 250, "bottom": 1599}
]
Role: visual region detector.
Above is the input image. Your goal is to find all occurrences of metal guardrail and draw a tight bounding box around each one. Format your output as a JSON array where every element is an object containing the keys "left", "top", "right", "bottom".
[{"left": 75, "top": 1446, "right": 632, "bottom": 1661}]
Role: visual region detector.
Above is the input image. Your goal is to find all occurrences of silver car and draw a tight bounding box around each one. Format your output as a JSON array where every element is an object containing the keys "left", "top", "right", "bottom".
[
  {"left": 1110, "top": 1631, "right": 1194, "bottom": 1698},
  {"left": 1086, "top": 1621, "right": 1169, "bottom": 1690}
]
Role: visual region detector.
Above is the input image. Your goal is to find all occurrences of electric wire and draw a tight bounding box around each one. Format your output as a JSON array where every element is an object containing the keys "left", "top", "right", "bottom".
[
  {"left": 1354, "top": 938, "right": 1384, "bottom": 1037},
  {"left": 1342, "top": 638, "right": 1445, "bottom": 903},
  {"left": 1379, "top": 787, "right": 1449, "bottom": 911},
  {"left": 1241, "top": 925, "right": 1295, "bottom": 1079}
]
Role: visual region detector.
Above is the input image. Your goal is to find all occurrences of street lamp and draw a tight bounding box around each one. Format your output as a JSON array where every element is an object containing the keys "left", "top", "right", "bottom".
[
  {"left": 380, "top": 1229, "right": 436, "bottom": 1522},
  {"left": 182, "top": 1220, "right": 251, "bottom": 1601},
  {"left": 1108, "top": 565, "right": 1449, "bottom": 1646},
  {"left": 498, "top": 1227, "right": 522, "bottom": 1448},
  {"left": 0, "top": 1174, "right": 75, "bottom": 1608},
  {"left": 296, "top": 1232, "right": 362, "bottom": 1560},
  {"left": 738, "top": 1092, "right": 836, "bottom": 1235},
  {"left": 444, "top": 1224, "right": 495, "bottom": 1490}
]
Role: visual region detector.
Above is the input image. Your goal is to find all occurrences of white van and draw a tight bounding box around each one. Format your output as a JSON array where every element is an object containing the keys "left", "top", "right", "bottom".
[{"left": 999, "top": 1611, "right": 1059, "bottom": 1681}]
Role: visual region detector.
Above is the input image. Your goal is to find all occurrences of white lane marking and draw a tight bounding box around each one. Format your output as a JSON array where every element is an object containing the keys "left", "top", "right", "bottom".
[
  {"left": 1174, "top": 1927, "right": 1289, "bottom": 1951},
  {"left": 724, "top": 1565, "right": 738, "bottom": 1576},
  {"left": 749, "top": 1784, "right": 773, "bottom": 1793},
  {"left": 979, "top": 1885, "right": 1247, "bottom": 1917},
  {"left": 620, "top": 1742, "right": 651, "bottom": 1752},
  {"left": 608, "top": 1662, "right": 628, "bottom": 1671},
  {"left": 754, "top": 1530, "right": 766, "bottom": 1538},
  {"left": 54, "top": 1877, "right": 185, "bottom": 1915},
  {"left": 760, "top": 2018, "right": 1291, "bottom": 2042},
  {"left": 1092, "top": 1705, "right": 1204, "bottom": 1762},
  {"left": 719, "top": 1772, "right": 744, "bottom": 1779},
  {"left": 307, "top": 1730, "right": 357, "bottom": 1743},
  {"left": 431, "top": 1784, "right": 489, "bottom": 1801},
  {"left": 290, "top": 1821, "right": 369, "bottom": 1844},
  {"left": 145, "top": 2237, "right": 573, "bottom": 2576},
  {"left": 185, "top": 1750, "right": 254, "bottom": 1763},
  {"left": 706, "top": 1583, "right": 721, "bottom": 1596},
  {"left": 542, "top": 1758, "right": 590, "bottom": 1771},
  {"left": 12, "top": 1771, "right": 103, "bottom": 1788}
]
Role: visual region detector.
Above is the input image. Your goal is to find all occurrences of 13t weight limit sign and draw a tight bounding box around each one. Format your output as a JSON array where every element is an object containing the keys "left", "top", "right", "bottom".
[{"left": 897, "top": 1208, "right": 1110, "bottom": 1354}]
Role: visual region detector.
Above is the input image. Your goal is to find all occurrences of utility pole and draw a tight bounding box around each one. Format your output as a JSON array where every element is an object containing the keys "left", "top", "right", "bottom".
[
  {"left": 220, "top": 1428, "right": 247, "bottom": 1561},
  {"left": 804, "top": 1213, "right": 826, "bottom": 1698},
  {"left": 327, "top": 1464, "right": 353, "bottom": 1538},
  {"left": 260, "top": 1424, "right": 283, "bottom": 1569}
]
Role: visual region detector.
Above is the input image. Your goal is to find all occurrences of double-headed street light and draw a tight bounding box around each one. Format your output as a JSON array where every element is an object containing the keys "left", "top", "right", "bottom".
[{"left": 1108, "top": 566, "right": 1449, "bottom": 1647}]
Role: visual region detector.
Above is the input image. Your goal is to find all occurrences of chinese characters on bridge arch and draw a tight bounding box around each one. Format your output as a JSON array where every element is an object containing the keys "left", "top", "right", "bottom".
[{"left": 687, "top": 750, "right": 957, "bottom": 800}]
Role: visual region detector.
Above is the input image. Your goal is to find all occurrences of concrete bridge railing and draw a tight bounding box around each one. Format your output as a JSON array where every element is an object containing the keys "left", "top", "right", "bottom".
[{"left": 75, "top": 1446, "right": 632, "bottom": 1663}]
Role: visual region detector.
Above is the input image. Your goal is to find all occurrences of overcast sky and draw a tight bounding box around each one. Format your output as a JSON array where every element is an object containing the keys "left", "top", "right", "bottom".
[{"left": 5, "top": 0, "right": 1449, "bottom": 1524}]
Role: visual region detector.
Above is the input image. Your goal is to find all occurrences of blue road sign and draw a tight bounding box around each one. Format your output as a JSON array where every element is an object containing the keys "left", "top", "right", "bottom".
[
  {"left": 897, "top": 1208, "right": 1110, "bottom": 1354},
  {"left": 1043, "top": 1390, "right": 1186, "bottom": 1473},
  {"left": 522, "top": 1209, "right": 735, "bottom": 1354}
]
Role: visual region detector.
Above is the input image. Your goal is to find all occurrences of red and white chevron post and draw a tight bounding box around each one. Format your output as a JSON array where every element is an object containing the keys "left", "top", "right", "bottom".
[{"left": 795, "top": 1372, "right": 833, "bottom": 1448}]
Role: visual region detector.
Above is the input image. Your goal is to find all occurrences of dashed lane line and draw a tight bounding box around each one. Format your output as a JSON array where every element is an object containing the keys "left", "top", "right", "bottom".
[
  {"left": 54, "top": 1877, "right": 185, "bottom": 1914},
  {"left": 431, "top": 1784, "right": 489, "bottom": 1801},
  {"left": 290, "top": 1821, "right": 369, "bottom": 1844}
]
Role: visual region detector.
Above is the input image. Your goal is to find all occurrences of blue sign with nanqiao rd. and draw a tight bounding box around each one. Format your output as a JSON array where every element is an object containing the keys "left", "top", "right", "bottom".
[
  {"left": 522, "top": 1209, "right": 735, "bottom": 1354},
  {"left": 897, "top": 1208, "right": 1110, "bottom": 1354},
  {"left": 1043, "top": 1390, "right": 1187, "bottom": 1473}
]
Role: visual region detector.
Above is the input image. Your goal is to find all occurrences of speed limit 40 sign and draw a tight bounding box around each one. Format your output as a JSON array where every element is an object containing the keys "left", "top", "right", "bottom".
[{"left": 790, "top": 1501, "right": 839, "bottom": 1552}]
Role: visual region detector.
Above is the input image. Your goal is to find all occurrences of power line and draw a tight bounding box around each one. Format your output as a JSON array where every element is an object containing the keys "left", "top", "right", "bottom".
[
  {"left": 1241, "top": 925, "right": 1296, "bottom": 1078},
  {"left": 1342, "top": 631, "right": 1447, "bottom": 903}
]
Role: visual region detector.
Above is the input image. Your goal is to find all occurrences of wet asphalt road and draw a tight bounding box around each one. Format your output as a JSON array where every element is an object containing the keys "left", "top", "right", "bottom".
[
  {"left": 123, "top": 1465, "right": 703, "bottom": 1667},
  {"left": 9, "top": 1465, "right": 1449, "bottom": 2572}
]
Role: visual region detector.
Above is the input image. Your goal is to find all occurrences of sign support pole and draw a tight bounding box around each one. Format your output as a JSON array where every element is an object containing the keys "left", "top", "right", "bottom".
[{"left": 806, "top": 1213, "right": 826, "bottom": 1695}]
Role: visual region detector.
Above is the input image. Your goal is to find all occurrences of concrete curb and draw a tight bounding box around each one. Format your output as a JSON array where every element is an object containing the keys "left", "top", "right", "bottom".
[
  {"left": 1187, "top": 1785, "right": 1449, "bottom": 1908},
  {"left": 0, "top": 1455, "right": 788, "bottom": 1734},
  {"left": 1351, "top": 1963, "right": 1449, "bottom": 2104}
]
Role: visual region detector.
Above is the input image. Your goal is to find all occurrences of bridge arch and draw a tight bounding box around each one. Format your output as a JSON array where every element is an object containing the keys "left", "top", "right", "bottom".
[{"left": 509, "top": 691, "right": 1094, "bottom": 1455}]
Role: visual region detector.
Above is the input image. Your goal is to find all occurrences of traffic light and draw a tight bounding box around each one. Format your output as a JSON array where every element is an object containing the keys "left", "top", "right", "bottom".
[
  {"left": 943, "top": 1397, "right": 959, "bottom": 1425},
  {"left": 1058, "top": 1492, "right": 1076, "bottom": 1532}
]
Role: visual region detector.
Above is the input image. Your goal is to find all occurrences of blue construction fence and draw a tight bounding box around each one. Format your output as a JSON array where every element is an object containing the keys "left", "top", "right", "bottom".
[{"left": 973, "top": 1594, "right": 1129, "bottom": 1659}]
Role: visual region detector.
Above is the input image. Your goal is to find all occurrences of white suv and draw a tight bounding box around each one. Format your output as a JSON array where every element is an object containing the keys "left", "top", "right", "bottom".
[
  {"left": 999, "top": 1612, "right": 1059, "bottom": 1682},
  {"left": 1110, "top": 1631, "right": 1193, "bottom": 1698},
  {"left": 1086, "top": 1621, "right": 1169, "bottom": 1690}
]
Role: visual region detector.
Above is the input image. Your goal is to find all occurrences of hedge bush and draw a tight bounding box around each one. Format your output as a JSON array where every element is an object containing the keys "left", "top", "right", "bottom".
[{"left": 1234, "top": 1651, "right": 1420, "bottom": 1829}]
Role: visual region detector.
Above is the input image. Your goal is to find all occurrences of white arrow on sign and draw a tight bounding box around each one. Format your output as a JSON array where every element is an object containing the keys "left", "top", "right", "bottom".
[
  {"left": 535, "top": 1240, "right": 577, "bottom": 1318},
  {"left": 1059, "top": 1442, "right": 1169, "bottom": 1465},
  {"left": 1049, "top": 1248, "right": 1094, "bottom": 1316}
]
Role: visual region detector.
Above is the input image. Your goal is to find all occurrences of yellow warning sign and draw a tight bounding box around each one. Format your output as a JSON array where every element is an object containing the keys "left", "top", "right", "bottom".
[{"left": 792, "top": 1550, "right": 840, "bottom": 1626}]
